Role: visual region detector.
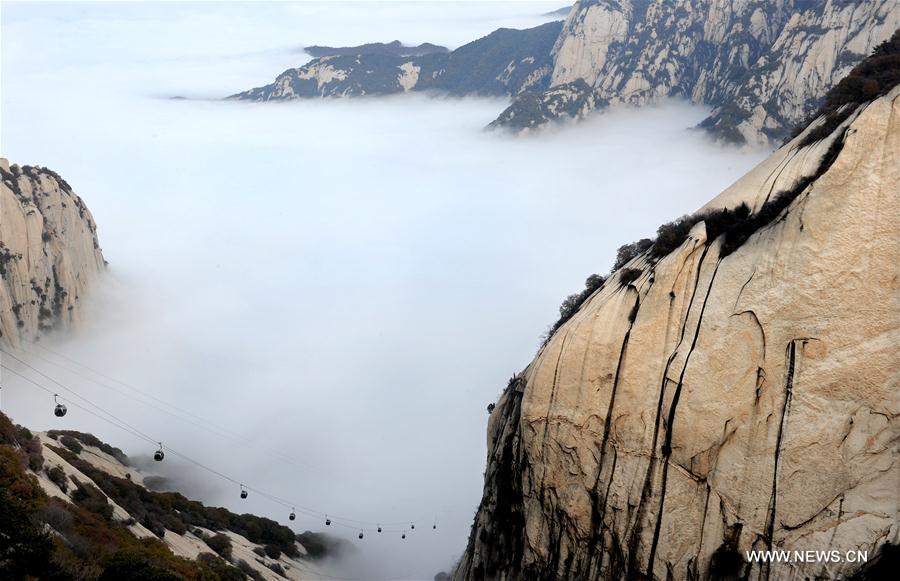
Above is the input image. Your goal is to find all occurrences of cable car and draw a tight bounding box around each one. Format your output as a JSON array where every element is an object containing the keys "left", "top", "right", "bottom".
[
  {"left": 433, "top": 524, "right": 437, "bottom": 530},
  {"left": 240, "top": 486, "right": 248, "bottom": 499},
  {"left": 154, "top": 443, "right": 164, "bottom": 462},
  {"left": 410, "top": 523, "right": 415, "bottom": 530},
  {"left": 325, "top": 517, "right": 331, "bottom": 526},
  {"left": 401, "top": 533, "right": 406, "bottom": 539},
  {"left": 53, "top": 395, "right": 67, "bottom": 417},
  {"left": 377, "top": 525, "right": 382, "bottom": 533},
  {"left": 358, "top": 531, "right": 364, "bottom": 540},
  {"left": 289, "top": 509, "right": 296, "bottom": 521}
]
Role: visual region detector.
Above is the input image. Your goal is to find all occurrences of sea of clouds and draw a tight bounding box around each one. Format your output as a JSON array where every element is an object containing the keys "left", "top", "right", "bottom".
[{"left": 1, "top": 2, "right": 769, "bottom": 578}]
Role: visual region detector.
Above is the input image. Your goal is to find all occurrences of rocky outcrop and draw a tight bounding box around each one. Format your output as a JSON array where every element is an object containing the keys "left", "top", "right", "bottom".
[
  {"left": 494, "top": 0, "right": 899, "bottom": 143},
  {"left": 489, "top": 79, "right": 603, "bottom": 131},
  {"left": 454, "top": 85, "right": 899, "bottom": 580},
  {"left": 0, "top": 160, "right": 105, "bottom": 348},
  {"left": 230, "top": 21, "right": 563, "bottom": 100}
]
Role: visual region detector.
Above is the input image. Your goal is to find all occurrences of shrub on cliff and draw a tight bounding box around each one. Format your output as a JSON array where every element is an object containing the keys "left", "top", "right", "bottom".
[
  {"left": 98, "top": 550, "right": 182, "bottom": 581},
  {"left": 60, "top": 435, "right": 83, "bottom": 455},
  {"left": 71, "top": 479, "right": 113, "bottom": 520},
  {"left": 612, "top": 238, "right": 653, "bottom": 271},
  {"left": 237, "top": 559, "right": 265, "bottom": 580},
  {"left": 196, "top": 553, "right": 246, "bottom": 581},
  {"left": 544, "top": 273, "right": 607, "bottom": 344},
  {"left": 0, "top": 413, "right": 44, "bottom": 470},
  {"left": 47, "top": 465, "right": 69, "bottom": 492},
  {"left": 0, "top": 447, "right": 59, "bottom": 579},
  {"left": 204, "top": 533, "right": 233, "bottom": 560},
  {"left": 618, "top": 267, "right": 642, "bottom": 286}
]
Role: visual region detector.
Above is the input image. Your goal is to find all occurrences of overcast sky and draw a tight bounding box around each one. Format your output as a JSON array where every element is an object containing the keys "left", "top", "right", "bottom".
[{"left": 1, "top": 2, "right": 769, "bottom": 578}]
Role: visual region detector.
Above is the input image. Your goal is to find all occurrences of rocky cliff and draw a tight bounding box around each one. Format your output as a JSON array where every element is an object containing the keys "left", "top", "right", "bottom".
[
  {"left": 454, "top": 67, "right": 899, "bottom": 580},
  {"left": 494, "top": 0, "right": 898, "bottom": 143},
  {"left": 230, "top": 21, "right": 563, "bottom": 100},
  {"left": 0, "top": 160, "right": 105, "bottom": 348}
]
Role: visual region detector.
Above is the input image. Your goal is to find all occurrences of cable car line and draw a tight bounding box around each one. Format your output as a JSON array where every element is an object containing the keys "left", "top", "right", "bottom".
[
  {"left": 1, "top": 358, "right": 438, "bottom": 535},
  {"left": 24, "top": 345, "right": 259, "bottom": 442},
  {"left": 1, "top": 350, "right": 159, "bottom": 444},
  {"left": 16, "top": 345, "right": 325, "bottom": 472},
  {"left": 2, "top": 365, "right": 160, "bottom": 446}
]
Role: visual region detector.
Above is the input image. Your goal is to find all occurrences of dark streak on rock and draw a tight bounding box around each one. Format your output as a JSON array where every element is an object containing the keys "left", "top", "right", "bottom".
[
  {"left": 648, "top": 255, "right": 723, "bottom": 574},
  {"left": 761, "top": 340, "right": 797, "bottom": 581}
]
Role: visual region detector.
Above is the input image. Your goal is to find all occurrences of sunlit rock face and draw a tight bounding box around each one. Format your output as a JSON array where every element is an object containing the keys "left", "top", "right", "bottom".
[
  {"left": 495, "top": 0, "right": 898, "bottom": 143},
  {"left": 0, "top": 160, "right": 105, "bottom": 348},
  {"left": 454, "top": 86, "right": 899, "bottom": 580}
]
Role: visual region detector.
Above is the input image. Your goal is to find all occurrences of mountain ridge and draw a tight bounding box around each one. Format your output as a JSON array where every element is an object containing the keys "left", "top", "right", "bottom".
[{"left": 230, "top": 21, "right": 563, "bottom": 100}]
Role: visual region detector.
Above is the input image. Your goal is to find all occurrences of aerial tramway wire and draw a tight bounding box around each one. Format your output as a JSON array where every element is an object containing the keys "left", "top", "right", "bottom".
[
  {"left": 0, "top": 354, "right": 431, "bottom": 534},
  {"left": 17, "top": 345, "right": 317, "bottom": 471}
]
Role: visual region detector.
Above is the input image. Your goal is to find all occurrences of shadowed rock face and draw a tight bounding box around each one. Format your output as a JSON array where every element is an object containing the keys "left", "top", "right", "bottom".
[
  {"left": 230, "top": 21, "right": 564, "bottom": 101},
  {"left": 0, "top": 160, "right": 105, "bottom": 348},
  {"left": 495, "top": 0, "right": 899, "bottom": 143},
  {"left": 454, "top": 84, "right": 899, "bottom": 580}
]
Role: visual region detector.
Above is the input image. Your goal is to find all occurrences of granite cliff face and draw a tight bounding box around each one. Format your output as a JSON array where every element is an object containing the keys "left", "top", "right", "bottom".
[
  {"left": 454, "top": 85, "right": 899, "bottom": 580},
  {"left": 494, "top": 0, "right": 898, "bottom": 143},
  {"left": 230, "top": 21, "right": 563, "bottom": 100},
  {"left": 0, "top": 160, "right": 105, "bottom": 348}
]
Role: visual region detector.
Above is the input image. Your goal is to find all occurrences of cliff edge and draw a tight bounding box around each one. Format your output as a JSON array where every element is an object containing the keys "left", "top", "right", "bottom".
[{"left": 0, "top": 160, "right": 105, "bottom": 348}]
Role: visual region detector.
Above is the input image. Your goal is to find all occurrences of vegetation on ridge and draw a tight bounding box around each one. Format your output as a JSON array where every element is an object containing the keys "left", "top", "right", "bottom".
[
  {"left": 791, "top": 29, "right": 900, "bottom": 146},
  {"left": 47, "top": 429, "right": 130, "bottom": 465},
  {"left": 48, "top": 443, "right": 301, "bottom": 558}
]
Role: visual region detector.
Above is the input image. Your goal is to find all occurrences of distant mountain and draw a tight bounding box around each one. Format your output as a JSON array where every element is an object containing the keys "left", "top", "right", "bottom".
[
  {"left": 303, "top": 40, "right": 449, "bottom": 58},
  {"left": 0, "top": 160, "right": 105, "bottom": 348},
  {"left": 494, "top": 0, "right": 899, "bottom": 143},
  {"left": 229, "top": 21, "right": 563, "bottom": 100},
  {"left": 231, "top": 1, "right": 897, "bottom": 145}
]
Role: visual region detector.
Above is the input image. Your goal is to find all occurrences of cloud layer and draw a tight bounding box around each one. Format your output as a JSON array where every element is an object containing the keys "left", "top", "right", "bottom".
[{"left": 1, "top": 2, "right": 768, "bottom": 578}]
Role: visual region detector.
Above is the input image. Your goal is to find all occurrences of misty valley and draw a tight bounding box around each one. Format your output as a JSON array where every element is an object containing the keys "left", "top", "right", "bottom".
[{"left": 1, "top": 2, "right": 897, "bottom": 581}]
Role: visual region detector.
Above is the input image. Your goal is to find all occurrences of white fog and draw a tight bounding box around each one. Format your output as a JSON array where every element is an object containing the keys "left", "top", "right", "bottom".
[{"left": 0, "top": 2, "right": 769, "bottom": 579}]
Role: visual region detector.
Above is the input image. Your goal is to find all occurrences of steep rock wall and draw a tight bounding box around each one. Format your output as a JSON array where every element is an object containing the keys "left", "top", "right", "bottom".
[
  {"left": 0, "top": 160, "right": 105, "bottom": 348},
  {"left": 496, "top": 0, "right": 898, "bottom": 142},
  {"left": 455, "top": 86, "right": 899, "bottom": 580}
]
